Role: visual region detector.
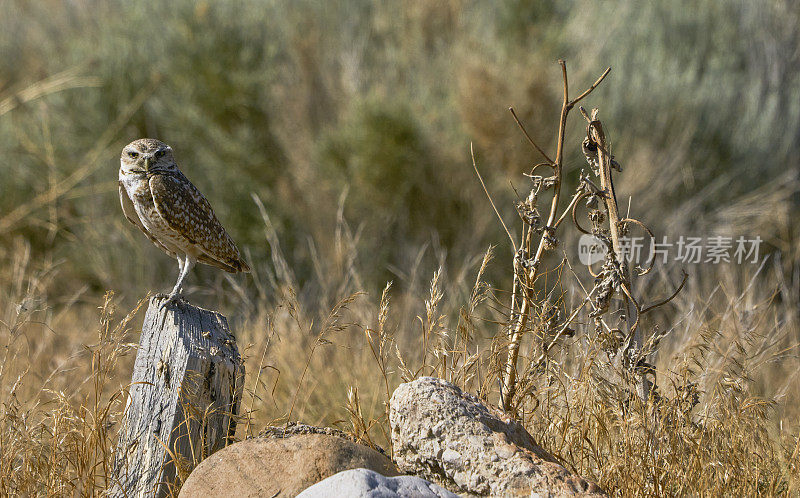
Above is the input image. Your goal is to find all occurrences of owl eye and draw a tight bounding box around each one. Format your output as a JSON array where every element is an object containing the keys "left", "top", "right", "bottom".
[
  {"left": 128, "top": 151, "right": 139, "bottom": 159},
  {"left": 154, "top": 149, "right": 165, "bottom": 159}
]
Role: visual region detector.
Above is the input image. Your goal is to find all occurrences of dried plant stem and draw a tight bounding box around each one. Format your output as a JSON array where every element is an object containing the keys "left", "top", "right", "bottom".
[
  {"left": 589, "top": 112, "right": 649, "bottom": 401},
  {"left": 471, "top": 143, "right": 516, "bottom": 252},
  {"left": 502, "top": 62, "right": 610, "bottom": 411},
  {"left": 509, "top": 108, "right": 554, "bottom": 165},
  {"left": 533, "top": 290, "right": 594, "bottom": 366}
]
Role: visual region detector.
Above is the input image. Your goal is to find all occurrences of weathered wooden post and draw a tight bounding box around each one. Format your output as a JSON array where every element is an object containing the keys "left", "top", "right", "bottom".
[{"left": 112, "top": 296, "right": 244, "bottom": 498}]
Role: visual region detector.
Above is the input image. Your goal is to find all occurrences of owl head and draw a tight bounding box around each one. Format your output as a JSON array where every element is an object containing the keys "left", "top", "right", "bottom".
[{"left": 120, "top": 139, "right": 178, "bottom": 176}]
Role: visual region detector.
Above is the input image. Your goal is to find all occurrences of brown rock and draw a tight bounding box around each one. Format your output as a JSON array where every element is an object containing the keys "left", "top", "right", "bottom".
[{"left": 179, "top": 433, "right": 399, "bottom": 498}]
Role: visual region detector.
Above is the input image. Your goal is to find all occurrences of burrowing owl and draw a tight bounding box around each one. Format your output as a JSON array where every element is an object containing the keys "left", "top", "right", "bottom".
[{"left": 118, "top": 139, "right": 250, "bottom": 306}]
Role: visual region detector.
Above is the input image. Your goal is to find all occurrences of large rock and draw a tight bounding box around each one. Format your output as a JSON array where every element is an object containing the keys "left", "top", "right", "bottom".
[
  {"left": 179, "top": 430, "right": 399, "bottom": 497},
  {"left": 297, "top": 468, "right": 460, "bottom": 498},
  {"left": 389, "top": 377, "right": 604, "bottom": 497}
]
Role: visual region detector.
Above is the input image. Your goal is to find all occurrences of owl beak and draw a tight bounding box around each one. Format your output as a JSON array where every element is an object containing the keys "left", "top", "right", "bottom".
[{"left": 143, "top": 156, "right": 151, "bottom": 172}]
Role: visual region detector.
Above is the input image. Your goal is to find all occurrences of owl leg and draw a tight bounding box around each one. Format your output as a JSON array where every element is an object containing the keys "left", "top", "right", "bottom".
[
  {"left": 161, "top": 254, "right": 196, "bottom": 309},
  {"left": 156, "top": 257, "right": 185, "bottom": 301}
]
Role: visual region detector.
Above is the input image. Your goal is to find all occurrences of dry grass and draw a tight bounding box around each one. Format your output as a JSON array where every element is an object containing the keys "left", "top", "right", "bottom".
[
  {"left": 0, "top": 206, "right": 797, "bottom": 496},
  {"left": 0, "top": 120, "right": 797, "bottom": 496}
]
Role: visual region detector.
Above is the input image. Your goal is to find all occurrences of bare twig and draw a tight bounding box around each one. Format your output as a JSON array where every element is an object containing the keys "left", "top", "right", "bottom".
[
  {"left": 533, "top": 291, "right": 594, "bottom": 366},
  {"left": 619, "top": 217, "right": 656, "bottom": 275},
  {"left": 568, "top": 67, "right": 611, "bottom": 108},
  {"left": 471, "top": 143, "right": 516, "bottom": 252},
  {"left": 509, "top": 107, "right": 554, "bottom": 165},
  {"left": 641, "top": 271, "right": 689, "bottom": 315}
]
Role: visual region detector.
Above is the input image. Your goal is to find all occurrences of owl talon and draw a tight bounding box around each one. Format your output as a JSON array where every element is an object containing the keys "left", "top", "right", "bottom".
[{"left": 159, "top": 293, "right": 186, "bottom": 310}]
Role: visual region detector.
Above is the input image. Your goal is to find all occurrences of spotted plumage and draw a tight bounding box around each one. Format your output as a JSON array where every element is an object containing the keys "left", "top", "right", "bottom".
[{"left": 119, "top": 139, "right": 249, "bottom": 304}]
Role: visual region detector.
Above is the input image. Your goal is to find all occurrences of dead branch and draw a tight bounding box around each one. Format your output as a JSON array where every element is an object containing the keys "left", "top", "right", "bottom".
[{"left": 501, "top": 62, "right": 611, "bottom": 411}]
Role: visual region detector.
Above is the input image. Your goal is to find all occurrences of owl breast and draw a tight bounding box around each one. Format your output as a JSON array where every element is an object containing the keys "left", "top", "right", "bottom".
[{"left": 127, "top": 179, "right": 198, "bottom": 257}]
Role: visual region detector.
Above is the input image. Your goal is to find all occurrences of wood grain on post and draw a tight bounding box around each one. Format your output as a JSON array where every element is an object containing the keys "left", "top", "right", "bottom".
[{"left": 112, "top": 296, "right": 244, "bottom": 498}]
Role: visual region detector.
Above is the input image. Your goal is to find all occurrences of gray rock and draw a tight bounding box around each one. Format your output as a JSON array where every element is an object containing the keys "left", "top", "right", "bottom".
[
  {"left": 297, "top": 468, "right": 460, "bottom": 498},
  {"left": 389, "top": 377, "right": 604, "bottom": 497}
]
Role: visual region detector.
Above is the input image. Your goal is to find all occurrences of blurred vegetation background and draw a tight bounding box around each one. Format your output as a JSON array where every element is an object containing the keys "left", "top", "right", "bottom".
[
  {"left": 1, "top": 0, "right": 797, "bottom": 312},
  {"left": 1, "top": 1, "right": 799, "bottom": 493}
]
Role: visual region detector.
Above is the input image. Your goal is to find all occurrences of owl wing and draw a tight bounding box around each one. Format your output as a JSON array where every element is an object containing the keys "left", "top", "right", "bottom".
[
  {"left": 148, "top": 173, "right": 250, "bottom": 273},
  {"left": 119, "top": 182, "right": 178, "bottom": 259}
]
